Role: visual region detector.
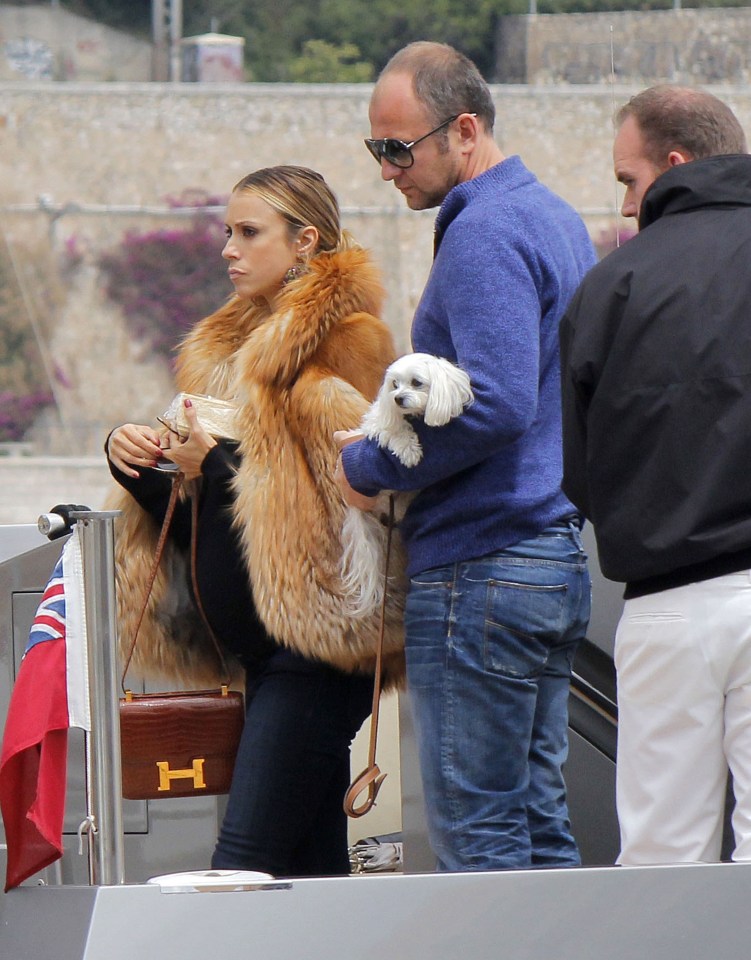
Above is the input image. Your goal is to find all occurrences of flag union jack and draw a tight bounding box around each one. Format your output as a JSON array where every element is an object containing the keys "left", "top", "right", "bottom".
[{"left": 26, "top": 559, "right": 66, "bottom": 651}]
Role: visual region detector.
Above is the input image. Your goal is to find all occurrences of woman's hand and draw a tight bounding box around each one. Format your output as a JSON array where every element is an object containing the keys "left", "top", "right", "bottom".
[
  {"left": 107, "top": 423, "right": 163, "bottom": 478},
  {"left": 160, "top": 398, "right": 217, "bottom": 482}
]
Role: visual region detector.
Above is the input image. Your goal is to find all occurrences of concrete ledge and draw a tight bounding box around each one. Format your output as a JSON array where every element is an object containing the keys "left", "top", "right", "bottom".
[{"left": 2, "top": 862, "right": 751, "bottom": 959}]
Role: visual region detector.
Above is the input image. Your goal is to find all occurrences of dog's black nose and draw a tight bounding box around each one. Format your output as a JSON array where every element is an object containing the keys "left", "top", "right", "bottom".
[{"left": 395, "top": 396, "right": 407, "bottom": 407}]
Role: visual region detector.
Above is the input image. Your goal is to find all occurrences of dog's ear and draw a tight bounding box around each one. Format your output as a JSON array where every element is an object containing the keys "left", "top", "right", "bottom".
[{"left": 424, "top": 360, "right": 474, "bottom": 426}]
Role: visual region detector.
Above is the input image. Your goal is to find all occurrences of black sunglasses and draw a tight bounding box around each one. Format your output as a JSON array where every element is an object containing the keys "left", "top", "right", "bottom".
[{"left": 364, "top": 115, "right": 462, "bottom": 169}]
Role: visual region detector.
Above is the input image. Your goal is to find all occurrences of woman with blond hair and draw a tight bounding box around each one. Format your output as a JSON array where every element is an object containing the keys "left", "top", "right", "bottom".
[{"left": 106, "top": 165, "right": 403, "bottom": 878}]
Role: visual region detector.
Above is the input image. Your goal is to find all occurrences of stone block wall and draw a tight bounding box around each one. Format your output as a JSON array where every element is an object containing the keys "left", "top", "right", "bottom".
[
  {"left": 496, "top": 8, "right": 751, "bottom": 85},
  {"left": 0, "top": 456, "right": 109, "bottom": 525},
  {"left": 2, "top": 80, "right": 751, "bottom": 518},
  {"left": 0, "top": 5, "right": 152, "bottom": 82},
  {"left": 0, "top": 81, "right": 619, "bottom": 473}
]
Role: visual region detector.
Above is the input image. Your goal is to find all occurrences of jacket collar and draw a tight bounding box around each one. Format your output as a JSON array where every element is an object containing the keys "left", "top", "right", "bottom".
[{"left": 639, "top": 154, "right": 751, "bottom": 231}]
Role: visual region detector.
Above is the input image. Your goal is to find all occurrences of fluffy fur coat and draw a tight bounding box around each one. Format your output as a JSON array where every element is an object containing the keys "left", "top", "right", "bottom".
[{"left": 110, "top": 246, "right": 405, "bottom": 686}]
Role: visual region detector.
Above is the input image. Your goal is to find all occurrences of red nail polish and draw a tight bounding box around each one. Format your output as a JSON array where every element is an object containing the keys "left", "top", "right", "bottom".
[{"left": 184, "top": 398, "right": 192, "bottom": 408}]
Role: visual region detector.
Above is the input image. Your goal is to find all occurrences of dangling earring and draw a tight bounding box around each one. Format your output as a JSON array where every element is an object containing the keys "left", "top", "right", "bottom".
[{"left": 283, "top": 258, "right": 308, "bottom": 286}]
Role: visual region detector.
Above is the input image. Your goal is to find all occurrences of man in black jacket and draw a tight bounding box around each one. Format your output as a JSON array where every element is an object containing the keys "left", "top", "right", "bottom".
[{"left": 560, "top": 85, "right": 751, "bottom": 865}]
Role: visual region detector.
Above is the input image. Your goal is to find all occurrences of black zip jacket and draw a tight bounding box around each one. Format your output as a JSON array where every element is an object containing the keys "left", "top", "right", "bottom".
[{"left": 560, "top": 154, "right": 751, "bottom": 597}]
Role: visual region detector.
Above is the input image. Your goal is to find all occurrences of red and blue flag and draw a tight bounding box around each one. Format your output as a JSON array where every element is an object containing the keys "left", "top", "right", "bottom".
[{"left": 0, "top": 529, "right": 90, "bottom": 891}]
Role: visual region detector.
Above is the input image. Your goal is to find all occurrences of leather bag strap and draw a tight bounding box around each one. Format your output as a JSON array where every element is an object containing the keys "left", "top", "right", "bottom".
[
  {"left": 343, "top": 495, "right": 394, "bottom": 818},
  {"left": 121, "top": 472, "right": 232, "bottom": 692},
  {"left": 121, "top": 472, "right": 184, "bottom": 691}
]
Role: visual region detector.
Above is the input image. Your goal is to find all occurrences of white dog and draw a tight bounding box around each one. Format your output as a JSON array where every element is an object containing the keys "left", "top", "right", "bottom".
[{"left": 341, "top": 353, "right": 473, "bottom": 617}]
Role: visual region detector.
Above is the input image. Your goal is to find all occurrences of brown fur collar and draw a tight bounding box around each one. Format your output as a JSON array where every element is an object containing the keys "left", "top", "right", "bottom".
[{"left": 111, "top": 246, "right": 404, "bottom": 687}]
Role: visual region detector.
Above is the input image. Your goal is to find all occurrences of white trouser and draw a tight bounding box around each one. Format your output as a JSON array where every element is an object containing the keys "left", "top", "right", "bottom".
[{"left": 615, "top": 569, "right": 751, "bottom": 865}]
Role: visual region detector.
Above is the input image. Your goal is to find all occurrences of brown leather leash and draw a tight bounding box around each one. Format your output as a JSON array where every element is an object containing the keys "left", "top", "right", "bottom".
[{"left": 343, "top": 494, "right": 395, "bottom": 818}]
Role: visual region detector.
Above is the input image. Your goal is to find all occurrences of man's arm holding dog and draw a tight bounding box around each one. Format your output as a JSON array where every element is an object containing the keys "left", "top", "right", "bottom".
[
  {"left": 337, "top": 220, "right": 548, "bottom": 500},
  {"left": 334, "top": 430, "right": 379, "bottom": 510}
]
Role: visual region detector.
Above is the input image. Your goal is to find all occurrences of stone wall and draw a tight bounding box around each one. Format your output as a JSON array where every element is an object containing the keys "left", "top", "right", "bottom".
[
  {"left": 0, "top": 5, "right": 152, "bottom": 82},
  {"left": 496, "top": 8, "right": 751, "bottom": 85},
  {"left": 0, "top": 455, "right": 109, "bottom": 524},
  {"left": 3, "top": 80, "right": 751, "bottom": 520},
  {"left": 0, "top": 81, "right": 616, "bottom": 478}
]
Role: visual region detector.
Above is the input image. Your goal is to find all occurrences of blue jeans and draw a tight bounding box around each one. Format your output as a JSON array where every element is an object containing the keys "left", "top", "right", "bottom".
[
  {"left": 404, "top": 519, "right": 591, "bottom": 872},
  {"left": 211, "top": 649, "right": 373, "bottom": 877}
]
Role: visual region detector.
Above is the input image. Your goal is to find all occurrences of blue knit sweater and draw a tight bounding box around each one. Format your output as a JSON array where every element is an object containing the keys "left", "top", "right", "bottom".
[{"left": 342, "top": 156, "right": 596, "bottom": 576}]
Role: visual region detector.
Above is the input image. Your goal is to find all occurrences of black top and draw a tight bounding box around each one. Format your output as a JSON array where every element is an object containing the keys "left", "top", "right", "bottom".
[
  {"left": 560, "top": 154, "right": 751, "bottom": 597},
  {"left": 109, "top": 442, "right": 277, "bottom": 669}
]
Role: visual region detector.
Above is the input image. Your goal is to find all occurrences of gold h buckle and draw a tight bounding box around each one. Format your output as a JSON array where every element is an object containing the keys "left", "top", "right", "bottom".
[{"left": 156, "top": 758, "right": 207, "bottom": 791}]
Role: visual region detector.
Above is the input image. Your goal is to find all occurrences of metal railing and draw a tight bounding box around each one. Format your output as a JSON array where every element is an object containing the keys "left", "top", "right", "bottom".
[{"left": 68, "top": 510, "right": 125, "bottom": 886}]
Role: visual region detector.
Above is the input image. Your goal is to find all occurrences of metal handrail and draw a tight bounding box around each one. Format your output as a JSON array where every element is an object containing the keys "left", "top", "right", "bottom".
[
  {"left": 71, "top": 510, "right": 125, "bottom": 886},
  {"left": 570, "top": 671, "right": 618, "bottom": 727}
]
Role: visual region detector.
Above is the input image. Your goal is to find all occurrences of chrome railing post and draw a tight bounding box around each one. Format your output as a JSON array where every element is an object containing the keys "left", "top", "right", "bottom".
[{"left": 72, "top": 510, "right": 125, "bottom": 886}]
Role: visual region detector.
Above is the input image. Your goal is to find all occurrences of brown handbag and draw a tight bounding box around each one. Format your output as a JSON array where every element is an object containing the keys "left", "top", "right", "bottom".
[{"left": 119, "top": 473, "right": 244, "bottom": 801}]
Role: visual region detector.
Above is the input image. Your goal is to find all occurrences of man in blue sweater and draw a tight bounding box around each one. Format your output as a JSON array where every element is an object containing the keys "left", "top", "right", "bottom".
[{"left": 337, "top": 41, "right": 597, "bottom": 871}]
